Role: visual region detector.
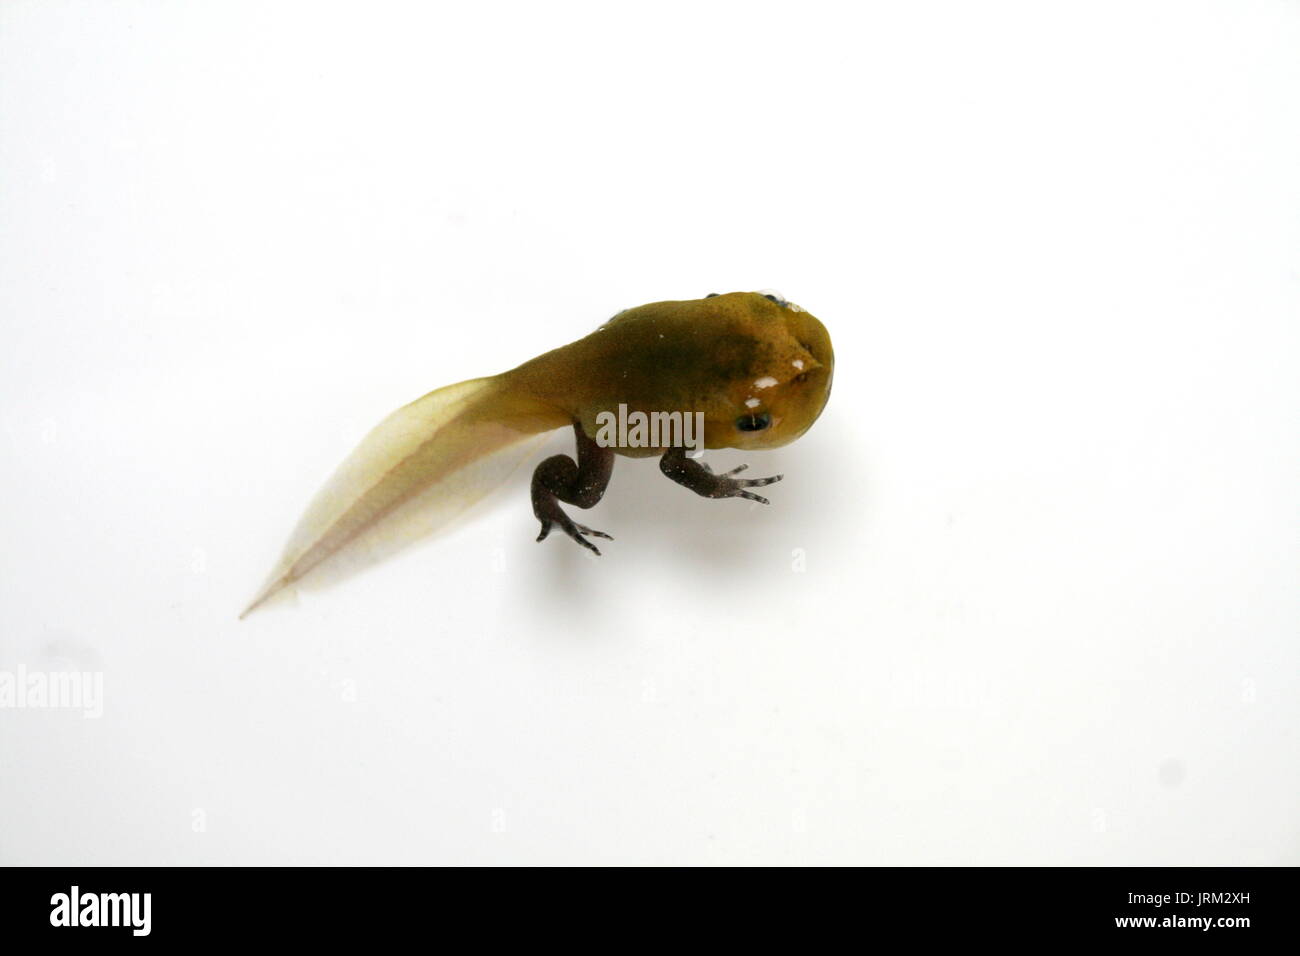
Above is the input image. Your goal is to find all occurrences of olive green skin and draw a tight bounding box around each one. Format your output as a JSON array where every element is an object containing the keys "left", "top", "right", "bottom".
[{"left": 505, "top": 292, "right": 834, "bottom": 458}]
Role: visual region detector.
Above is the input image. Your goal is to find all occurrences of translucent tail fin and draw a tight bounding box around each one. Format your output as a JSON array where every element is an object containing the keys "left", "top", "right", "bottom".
[{"left": 240, "top": 375, "right": 567, "bottom": 618}]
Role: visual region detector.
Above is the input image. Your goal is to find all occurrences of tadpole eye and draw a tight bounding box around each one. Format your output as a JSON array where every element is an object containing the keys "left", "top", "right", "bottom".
[{"left": 735, "top": 412, "right": 771, "bottom": 432}]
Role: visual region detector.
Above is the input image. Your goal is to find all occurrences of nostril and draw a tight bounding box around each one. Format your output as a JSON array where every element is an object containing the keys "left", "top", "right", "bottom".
[{"left": 735, "top": 412, "right": 771, "bottom": 432}]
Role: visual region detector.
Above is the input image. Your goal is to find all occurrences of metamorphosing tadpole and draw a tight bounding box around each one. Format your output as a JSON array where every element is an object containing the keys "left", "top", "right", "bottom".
[{"left": 241, "top": 291, "right": 834, "bottom": 617}]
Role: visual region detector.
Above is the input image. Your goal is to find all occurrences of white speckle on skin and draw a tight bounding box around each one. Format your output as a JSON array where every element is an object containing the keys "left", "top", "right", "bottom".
[
  {"left": 792, "top": 359, "right": 804, "bottom": 370},
  {"left": 745, "top": 397, "right": 760, "bottom": 408},
  {"left": 754, "top": 376, "right": 778, "bottom": 389}
]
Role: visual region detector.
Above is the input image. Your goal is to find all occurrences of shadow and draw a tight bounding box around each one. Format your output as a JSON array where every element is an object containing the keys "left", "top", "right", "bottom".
[{"left": 515, "top": 413, "right": 861, "bottom": 626}]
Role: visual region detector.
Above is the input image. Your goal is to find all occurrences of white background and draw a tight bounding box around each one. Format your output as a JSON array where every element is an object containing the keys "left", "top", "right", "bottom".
[{"left": 2, "top": 1, "right": 1297, "bottom": 865}]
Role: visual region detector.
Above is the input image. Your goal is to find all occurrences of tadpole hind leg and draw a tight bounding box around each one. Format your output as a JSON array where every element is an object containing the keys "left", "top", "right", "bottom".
[{"left": 531, "top": 423, "right": 615, "bottom": 554}]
